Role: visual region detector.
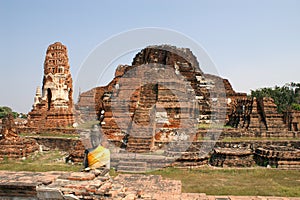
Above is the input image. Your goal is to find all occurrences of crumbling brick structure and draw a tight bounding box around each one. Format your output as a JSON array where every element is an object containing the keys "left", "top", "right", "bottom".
[
  {"left": 284, "top": 110, "right": 300, "bottom": 131},
  {"left": 227, "top": 97, "right": 288, "bottom": 132},
  {"left": 76, "top": 45, "right": 243, "bottom": 152},
  {"left": 28, "top": 42, "right": 75, "bottom": 128},
  {"left": 75, "top": 44, "right": 291, "bottom": 155},
  {"left": 0, "top": 114, "right": 38, "bottom": 160}
]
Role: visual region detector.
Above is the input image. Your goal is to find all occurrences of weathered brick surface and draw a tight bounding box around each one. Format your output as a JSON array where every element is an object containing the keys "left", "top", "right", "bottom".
[
  {"left": 227, "top": 97, "right": 288, "bottom": 132},
  {"left": 255, "top": 145, "right": 300, "bottom": 168},
  {"left": 27, "top": 42, "right": 75, "bottom": 129},
  {"left": 210, "top": 148, "right": 255, "bottom": 167},
  {"left": 284, "top": 110, "right": 300, "bottom": 131},
  {"left": 0, "top": 115, "right": 39, "bottom": 160},
  {"left": 76, "top": 45, "right": 238, "bottom": 153}
]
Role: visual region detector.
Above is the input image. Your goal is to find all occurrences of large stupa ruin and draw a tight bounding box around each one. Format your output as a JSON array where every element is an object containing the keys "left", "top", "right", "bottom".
[
  {"left": 27, "top": 42, "right": 75, "bottom": 128},
  {"left": 76, "top": 45, "right": 239, "bottom": 152},
  {"left": 76, "top": 45, "right": 292, "bottom": 154}
]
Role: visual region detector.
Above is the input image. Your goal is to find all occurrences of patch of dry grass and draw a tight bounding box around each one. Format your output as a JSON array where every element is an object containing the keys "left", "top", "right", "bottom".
[
  {"left": 0, "top": 150, "right": 81, "bottom": 172},
  {"left": 148, "top": 167, "right": 300, "bottom": 197},
  {"left": 20, "top": 132, "right": 80, "bottom": 139}
]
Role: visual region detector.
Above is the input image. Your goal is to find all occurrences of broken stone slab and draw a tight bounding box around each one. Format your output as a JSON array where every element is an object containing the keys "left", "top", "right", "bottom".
[
  {"left": 36, "top": 187, "right": 64, "bottom": 200},
  {"left": 67, "top": 172, "right": 95, "bottom": 181},
  {"left": 63, "top": 194, "right": 80, "bottom": 200}
]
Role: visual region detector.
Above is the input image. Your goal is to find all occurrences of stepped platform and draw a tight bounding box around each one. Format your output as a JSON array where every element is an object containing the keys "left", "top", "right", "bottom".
[
  {"left": 126, "top": 135, "right": 154, "bottom": 153},
  {"left": 210, "top": 148, "right": 255, "bottom": 167},
  {"left": 111, "top": 151, "right": 172, "bottom": 172},
  {"left": 255, "top": 145, "right": 300, "bottom": 168}
]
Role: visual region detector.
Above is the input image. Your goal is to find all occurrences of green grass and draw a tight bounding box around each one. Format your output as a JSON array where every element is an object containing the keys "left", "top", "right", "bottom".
[
  {"left": 0, "top": 150, "right": 81, "bottom": 172},
  {"left": 146, "top": 167, "right": 300, "bottom": 197},
  {"left": 197, "top": 124, "right": 232, "bottom": 129},
  {"left": 76, "top": 120, "right": 100, "bottom": 129},
  {"left": 109, "top": 168, "right": 119, "bottom": 177},
  {"left": 221, "top": 137, "right": 300, "bottom": 142},
  {"left": 20, "top": 132, "right": 80, "bottom": 139}
]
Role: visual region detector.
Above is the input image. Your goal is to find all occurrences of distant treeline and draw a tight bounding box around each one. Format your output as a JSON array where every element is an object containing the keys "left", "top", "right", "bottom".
[
  {"left": 251, "top": 82, "right": 300, "bottom": 113},
  {"left": 0, "top": 106, "right": 25, "bottom": 119}
]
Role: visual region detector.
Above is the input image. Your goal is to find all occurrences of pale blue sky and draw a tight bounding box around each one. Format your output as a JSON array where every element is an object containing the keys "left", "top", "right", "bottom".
[{"left": 0, "top": 0, "right": 300, "bottom": 113}]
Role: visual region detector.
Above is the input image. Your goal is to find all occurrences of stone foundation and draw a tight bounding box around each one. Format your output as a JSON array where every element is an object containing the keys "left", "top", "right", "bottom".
[
  {"left": 207, "top": 129, "right": 300, "bottom": 139},
  {"left": 255, "top": 145, "right": 300, "bottom": 169},
  {"left": 210, "top": 148, "right": 255, "bottom": 167},
  {"left": 18, "top": 135, "right": 300, "bottom": 169}
]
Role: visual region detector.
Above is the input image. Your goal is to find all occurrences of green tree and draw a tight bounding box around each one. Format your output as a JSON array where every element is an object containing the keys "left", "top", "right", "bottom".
[
  {"left": 292, "top": 103, "right": 300, "bottom": 111},
  {"left": 0, "top": 106, "right": 18, "bottom": 119},
  {"left": 251, "top": 82, "right": 300, "bottom": 113}
]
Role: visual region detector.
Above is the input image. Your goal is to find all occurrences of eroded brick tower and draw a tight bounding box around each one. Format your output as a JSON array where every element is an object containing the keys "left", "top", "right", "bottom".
[{"left": 28, "top": 42, "right": 74, "bottom": 128}]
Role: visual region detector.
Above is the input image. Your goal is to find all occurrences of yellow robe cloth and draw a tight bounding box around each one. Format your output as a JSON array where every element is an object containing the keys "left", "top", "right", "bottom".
[{"left": 87, "top": 145, "right": 110, "bottom": 169}]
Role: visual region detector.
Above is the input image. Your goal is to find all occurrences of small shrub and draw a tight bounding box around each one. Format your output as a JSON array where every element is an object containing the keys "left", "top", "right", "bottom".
[{"left": 292, "top": 103, "right": 300, "bottom": 111}]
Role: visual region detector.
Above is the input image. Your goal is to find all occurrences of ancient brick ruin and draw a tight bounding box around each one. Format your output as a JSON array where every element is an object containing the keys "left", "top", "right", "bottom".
[
  {"left": 0, "top": 114, "right": 38, "bottom": 160},
  {"left": 74, "top": 44, "right": 300, "bottom": 170},
  {"left": 76, "top": 45, "right": 291, "bottom": 146},
  {"left": 28, "top": 42, "right": 75, "bottom": 128},
  {"left": 255, "top": 145, "right": 300, "bottom": 169},
  {"left": 210, "top": 148, "right": 255, "bottom": 167},
  {"left": 227, "top": 97, "right": 288, "bottom": 132},
  {"left": 284, "top": 110, "right": 300, "bottom": 131},
  {"left": 76, "top": 45, "right": 238, "bottom": 152}
]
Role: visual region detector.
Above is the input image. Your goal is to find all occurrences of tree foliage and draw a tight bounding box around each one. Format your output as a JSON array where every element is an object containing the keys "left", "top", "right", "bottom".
[
  {"left": 292, "top": 103, "right": 300, "bottom": 111},
  {"left": 251, "top": 82, "right": 300, "bottom": 113},
  {"left": 0, "top": 106, "right": 18, "bottom": 119}
]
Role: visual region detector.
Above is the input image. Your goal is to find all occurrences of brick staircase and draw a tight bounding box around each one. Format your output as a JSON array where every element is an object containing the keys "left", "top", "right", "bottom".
[
  {"left": 126, "top": 83, "right": 157, "bottom": 153},
  {"left": 111, "top": 152, "right": 171, "bottom": 172},
  {"left": 126, "top": 135, "right": 154, "bottom": 153},
  {"left": 278, "top": 161, "right": 300, "bottom": 169},
  {"left": 117, "top": 160, "right": 147, "bottom": 172},
  {"left": 249, "top": 98, "right": 288, "bottom": 132}
]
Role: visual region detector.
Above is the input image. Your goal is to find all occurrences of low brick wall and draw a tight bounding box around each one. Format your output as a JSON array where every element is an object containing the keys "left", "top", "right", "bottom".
[
  {"left": 197, "top": 129, "right": 300, "bottom": 140},
  {"left": 24, "top": 136, "right": 85, "bottom": 163},
  {"left": 215, "top": 140, "right": 300, "bottom": 149},
  {"left": 155, "top": 140, "right": 300, "bottom": 152},
  {"left": 18, "top": 127, "right": 80, "bottom": 135},
  {"left": 27, "top": 137, "right": 81, "bottom": 152},
  {"left": 210, "top": 148, "right": 255, "bottom": 167},
  {"left": 22, "top": 136, "right": 300, "bottom": 168},
  {"left": 220, "top": 130, "right": 300, "bottom": 138}
]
